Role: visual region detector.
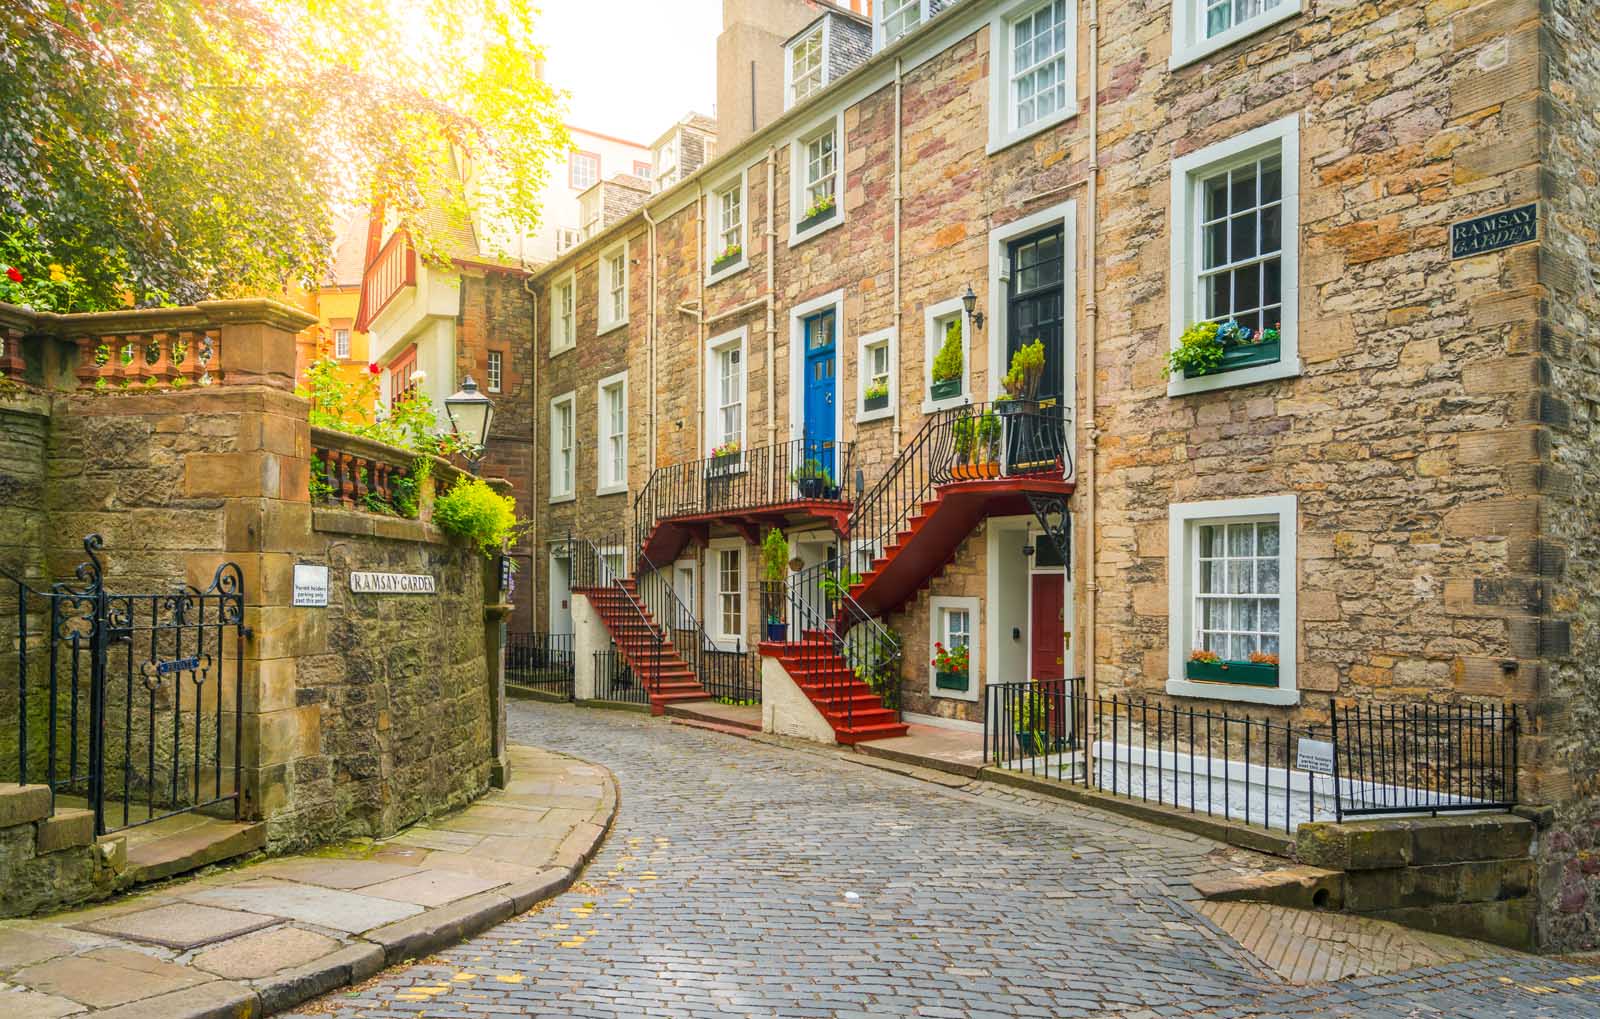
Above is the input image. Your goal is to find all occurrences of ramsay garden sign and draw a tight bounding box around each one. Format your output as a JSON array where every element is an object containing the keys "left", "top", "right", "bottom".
[
  {"left": 1451, "top": 203, "right": 1537, "bottom": 259},
  {"left": 350, "top": 571, "right": 437, "bottom": 594}
]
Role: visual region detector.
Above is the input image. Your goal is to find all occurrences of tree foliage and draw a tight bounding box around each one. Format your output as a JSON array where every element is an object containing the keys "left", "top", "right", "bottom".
[{"left": 1, "top": 1, "right": 567, "bottom": 310}]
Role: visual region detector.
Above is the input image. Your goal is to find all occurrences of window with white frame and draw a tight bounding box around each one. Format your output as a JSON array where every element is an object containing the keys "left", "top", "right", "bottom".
[
  {"left": 333, "top": 328, "right": 351, "bottom": 359},
  {"left": 599, "top": 243, "right": 628, "bottom": 333},
  {"left": 1170, "top": 0, "right": 1301, "bottom": 69},
  {"left": 550, "top": 274, "right": 575, "bottom": 354},
  {"left": 1011, "top": 2, "right": 1069, "bottom": 131},
  {"left": 655, "top": 136, "right": 679, "bottom": 187},
  {"left": 878, "top": 0, "right": 926, "bottom": 47},
  {"left": 923, "top": 297, "right": 968, "bottom": 410},
  {"left": 928, "top": 595, "right": 980, "bottom": 700},
  {"left": 597, "top": 372, "right": 627, "bottom": 494},
  {"left": 857, "top": 328, "right": 895, "bottom": 423},
  {"left": 633, "top": 160, "right": 652, "bottom": 179},
  {"left": 580, "top": 192, "right": 601, "bottom": 237},
  {"left": 1169, "top": 115, "right": 1299, "bottom": 396},
  {"left": 486, "top": 350, "right": 503, "bottom": 393},
  {"left": 791, "top": 116, "right": 843, "bottom": 242},
  {"left": 556, "top": 228, "right": 581, "bottom": 253},
  {"left": 1168, "top": 495, "right": 1298, "bottom": 706},
  {"left": 708, "top": 335, "right": 745, "bottom": 455},
  {"left": 712, "top": 182, "right": 743, "bottom": 270},
  {"left": 549, "top": 393, "right": 575, "bottom": 500},
  {"left": 787, "top": 24, "right": 826, "bottom": 108},
  {"left": 803, "top": 130, "right": 836, "bottom": 212},
  {"left": 715, "top": 546, "right": 743, "bottom": 642},
  {"left": 570, "top": 151, "right": 599, "bottom": 190}
]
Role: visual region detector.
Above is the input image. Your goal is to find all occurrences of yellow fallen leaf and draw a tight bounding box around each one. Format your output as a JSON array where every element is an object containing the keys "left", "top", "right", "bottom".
[
  {"left": 453, "top": 972, "right": 477, "bottom": 981},
  {"left": 496, "top": 973, "right": 525, "bottom": 984},
  {"left": 559, "top": 937, "right": 587, "bottom": 947}
]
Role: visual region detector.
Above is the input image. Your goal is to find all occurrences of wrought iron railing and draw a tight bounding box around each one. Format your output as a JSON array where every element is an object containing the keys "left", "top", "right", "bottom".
[
  {"left": 506, "top": 632, "right": 575, "bottom": 700},
  {"left": 564, "top": 535, "right": 666, "bottom": 699},
  {"left": 848, "top": 401, "right": 1070, "bottom": 580},
  {"left": 985, "top": 680, "right": 1523, "bottom": 833},
  {"left": 768, "top": 559, "right": 902, "bottom": 731},
  {"left": 592, "top": 649, "right": 649, "bottom": 706},
  {"left": 633, "top": 438, "right": 854, "bottom": 561},
  {"left": 700, "top": 648, "right": 761, "bottom": 706}
]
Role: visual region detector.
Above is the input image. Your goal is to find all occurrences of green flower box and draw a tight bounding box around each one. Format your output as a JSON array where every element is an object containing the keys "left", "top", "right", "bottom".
[
  {"left": 929, "top": 377, "right": 962, "bottom": 400},
  {"left": 797, "top": 203, "right": 838, "bottom": 233},
  {"left": 1186, "top": 337, "right": 1281, "bottom": 379},
  {"left": 864, "top": 392, "right": 889, "bottom": 412},
  {"left": 1184, "top": 658, "right": 1279, "bottom": 687},
  {"left": 711, "top": 252, "right": 741, "bottom": 275},
  {"left": 935, "top": 669, "right": 969, "bottom": 692}
]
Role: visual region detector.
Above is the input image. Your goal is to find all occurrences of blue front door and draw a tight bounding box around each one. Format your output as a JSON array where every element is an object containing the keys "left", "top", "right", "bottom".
[{"left": 802, "top": 309, "right": 836, "bottom": 482}]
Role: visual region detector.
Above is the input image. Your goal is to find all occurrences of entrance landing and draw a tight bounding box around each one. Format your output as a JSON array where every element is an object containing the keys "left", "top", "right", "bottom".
[
  {"left": 54, "top": 794, "right": 266, "bottom": 887},
  {"left": 852, "top": 723, "right": 986, "bottom": 778}
]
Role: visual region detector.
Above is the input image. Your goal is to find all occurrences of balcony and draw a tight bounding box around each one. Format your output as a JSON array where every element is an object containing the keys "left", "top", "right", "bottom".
[
  {"left": 355, "top": 229, "right": 416, "bottom": 332},
  {"left": 634, "top": 438, "right": 854, "bottom": 566}
]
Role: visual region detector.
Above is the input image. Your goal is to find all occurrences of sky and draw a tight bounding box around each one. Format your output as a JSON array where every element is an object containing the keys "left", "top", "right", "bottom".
[{"left": 537, "top": 0, "right": 722, "bottom": 145}]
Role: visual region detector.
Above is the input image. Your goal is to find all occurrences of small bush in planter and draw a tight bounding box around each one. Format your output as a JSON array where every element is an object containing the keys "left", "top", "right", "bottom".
[
  {"left": 800, "top": 193, "right": 837, "bottom": 227},
  {"left": 710, "top": 439, "right": 740, "bottom": 464},
  {"left": 930, "top": 318, "right": 963, "bottom": 399},
  {"left": 433, "top": 477, "right": 524, "bottom": 556},
  {"left": 1001, "top": 339, "right": 1046, "bottom": 406},
  {"left": 761, "top": 528, "right": 789, "bottom": 641},
  {"left": 789, "top": 458, "right": 832, "bottom": 497},
  {"left": 712, "top": 243, "right": 742, "bottom": 272},
  {"left": 1013, "top": 684, "right": 1051, "bottom": 754},
  {"left": 952, "top": 410, "right": 1001, "bottom": 477}
]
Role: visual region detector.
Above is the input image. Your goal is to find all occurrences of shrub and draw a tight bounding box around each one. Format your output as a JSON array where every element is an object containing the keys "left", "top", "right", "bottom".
[
  {"left": 1002, "top": 339, "right": 1046, "bottom": 400},
  {"left": 931, "top": 318, "right": 963, "bottom": 383},
  {"left": 761, "top": 527, "right": 790, "bottom": 583},
  {"left": 432, "top": 477, "right": 522, "bottom": 556}
]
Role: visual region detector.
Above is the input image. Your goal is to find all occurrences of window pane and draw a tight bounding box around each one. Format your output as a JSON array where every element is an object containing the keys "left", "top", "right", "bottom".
[
  {"left": 1260, "top": 157, "right": 1282, "bottom": 202},
  {"left": 1204, "top": 222, "right": 1227, "bottom": 270},
  {"left": 1259, "top": 598, "right": 1280, "bottom": 633},
  {"left": 1231, "top": 599, "right": 1257, "bottom": 632},
  {"left": 1230, "top": 211, "right": 1258, "bottom": 261},
  {"left": 1203, "top": 175, "right": 1228, "bottom": 222},
  {"left": 1199, "top": 560, "right": 1220, "bottom": 594},
  {"left": 1258, "top": 523, "right": 1279, "bottom": 556},
  {"left": 1261, "top": 204, "right": 1282, "bottom": 255},
  {"left": 1228, "top": 560, "right": 1254, "bottom": 594},
  {"left": 1228, "top": 523, "right": 1253, "bottom": 557},
  {"left": 1203, "top": 598, "right": 1229, "bottom": 630},
  {"left": 1230, "top": 633, "right": 1256, "bottom": 660},
  {"left": 1257, "top": 556, "right": 1280, "bottom": 594},
  {"left": 1198, "top": 524, "right": 1220, "bottom": 557}
]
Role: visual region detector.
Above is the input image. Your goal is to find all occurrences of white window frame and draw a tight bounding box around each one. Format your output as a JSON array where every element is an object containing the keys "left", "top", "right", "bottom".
[
  {"left": 596, "top": 370, "right": 628, "bottom": 496},
  {"left": 928, "top": 595, "right": 981, "bottom": 703},
  {"left": 549, "top": 391, "right": 576, "bottom": 503},
  {"left": 549, "top": 271, "right": 576, "bottom": 356},
  {"left": 598, "top": 240, "right": 629, "bottom": 335},
  {"left": 705, "top": 327, "right": 748, "bottom": 457},
  {"left": 876, "top": 0, "right": 931, "bottom": 50},
  {"left": 922, "top": 296, "right": 971, "bottom": 413},
  {"left": 1170, "top": 0, "right": 1302, "bottom": 70},
  {"left": 856, "top": 327, "right": 896, "bottom": 424},
  {"left": 579, "top": 191, "right": 601, "bottom": 238},
  {"left": 1167, "top": 495, "right": 1298, "bottom": 706},
  {"left": 789, "top": 111, "right": 846, "bottom": 246},
  {"left": 1168, "top": 113, "right": 1300, "bottom": 397},
  {"left": 555, "top": 227, "right": 581, "bottom": 253},
  {"left": 570, "top": 151, "right": 599, "bottom": 191},
  {"left": 655, "top": 134, "right": 679, "bottom": 186},
  {"left": 707, "top": 171, "right": 749, "bottom": 284},
  {"left": 786, "top": 290, "right": 846, "bottom": 446},
  {"left": 785, "top": 20, "right": 830, "bottom": 110},
  {"left": 987, "top": 0, "right": 1078, "bottom": 154},
  {"left": 486, "top": 350, "right": 503, "bottom": 394},
  {"left": 707, "top": 537, "right": 746, "bottom": 650},
  {"left": 333, "top": 328, "right": 351, "bottom": 360}
]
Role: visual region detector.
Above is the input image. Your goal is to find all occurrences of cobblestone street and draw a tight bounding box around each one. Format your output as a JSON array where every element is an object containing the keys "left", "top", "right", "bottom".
[{"left": 290, "top": 702, "right": 1600, "bottom": 1018}]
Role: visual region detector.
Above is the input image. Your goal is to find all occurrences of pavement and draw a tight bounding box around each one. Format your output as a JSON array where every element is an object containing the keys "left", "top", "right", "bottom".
[
  {"left": 284, "top": 700, "right": 1600, "bottom": 1019},
  {"left": 0, "top": 745, "right": 616, "bottom": 1018}
]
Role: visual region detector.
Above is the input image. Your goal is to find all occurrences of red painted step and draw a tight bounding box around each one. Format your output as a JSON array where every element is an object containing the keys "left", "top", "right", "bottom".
[
  {"left": 574, "top": 583, "right": 708, "bottom": 715},
  {"left": 760, "top": 639, "right": 908, "bottom": 744}
]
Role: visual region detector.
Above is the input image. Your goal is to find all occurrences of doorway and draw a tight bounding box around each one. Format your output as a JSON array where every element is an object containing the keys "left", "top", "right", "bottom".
[
  {"left": 801, "top": 308, "right": 837, "bottom": 479},
  {"left": 548, "top": 549, "right": 573, "bottom": 635},
  {"left": 1026, "top": 528, "right": 1070, "bottom": 681}
]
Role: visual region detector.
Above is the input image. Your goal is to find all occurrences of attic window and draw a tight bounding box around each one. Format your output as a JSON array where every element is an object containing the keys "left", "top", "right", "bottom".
[{"left": 787, "top": 24, "right": 826, "bottom": 108}]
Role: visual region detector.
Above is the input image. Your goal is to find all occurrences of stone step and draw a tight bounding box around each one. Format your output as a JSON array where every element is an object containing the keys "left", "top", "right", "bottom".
[{"left": 126, "top": 820, "right": 267, "bottom": 886}]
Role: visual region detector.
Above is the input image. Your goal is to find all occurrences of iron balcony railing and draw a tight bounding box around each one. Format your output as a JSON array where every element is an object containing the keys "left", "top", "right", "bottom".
[
  {"left": 505, "top": 632, "right": 575, "bottom": 700},
  {"left": 633, "top": 437, "right": 855, "bottom": 562},
  {"left": 984, "top": 680, "right": 1522, "bottom": 833}
]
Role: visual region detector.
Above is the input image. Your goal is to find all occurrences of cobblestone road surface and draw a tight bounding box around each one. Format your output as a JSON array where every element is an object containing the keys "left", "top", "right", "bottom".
[{"left": 289, "top": 702, "right": 1600, "bottom": 1018}]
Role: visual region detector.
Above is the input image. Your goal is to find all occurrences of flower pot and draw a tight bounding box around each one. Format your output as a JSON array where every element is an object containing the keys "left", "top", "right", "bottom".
[
  {"left": 795, "top": 477, "right": 825, "bottom": 499},
  {"left": 797, "top": 203, "right": 838, "bottom": 233},
  {"left": 1184, "top": 658, "right": 1279, "bottom": 687},
  {"left": 995, "top": 398, "right": 1036, "bottom": 417},
  {"left": 929, "top": 377, "right": 962, "bottom": 400},
  {"left": 711, "top": 451, "right": 742, "bottom": 473},
  {"left": 711, "top": 253, "right": 741, "bottom": 275},
  {"left": 935, "top": 669, "right": 969, "bottom": 692},
  {"left": 766, "top": 621, "right": 787, "bottom": 642},
  {"left": 864, "top": 392, "right": 889, "bottom": 412},
  {"left": 952, "top": 461, "right": 999, "bottom": 481}
]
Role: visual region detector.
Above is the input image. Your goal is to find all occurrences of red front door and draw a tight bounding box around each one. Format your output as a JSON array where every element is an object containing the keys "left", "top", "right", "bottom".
[{"left": 1030, "top": 574, "right": 1065, "bottom": 682}]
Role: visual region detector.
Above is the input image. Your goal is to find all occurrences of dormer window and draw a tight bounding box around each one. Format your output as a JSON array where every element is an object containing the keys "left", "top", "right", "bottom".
[
  {"left": 877, "top": 0, "right": 928, "bottom": 48},
  {"left": 655, "top": 135, "right": 679, "bottom": 189},
  {"left": 786, "top": 23, "right": 827, "bottom": 109}
]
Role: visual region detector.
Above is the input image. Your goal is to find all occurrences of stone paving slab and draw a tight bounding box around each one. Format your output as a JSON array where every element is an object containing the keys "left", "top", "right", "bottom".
[{"left": 0, "top": 744, "right": 617, "bottom": 1018}]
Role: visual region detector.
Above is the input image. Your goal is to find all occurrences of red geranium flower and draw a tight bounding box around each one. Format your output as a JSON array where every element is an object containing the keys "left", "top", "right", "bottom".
[
  {"left": 4, "top": 266, "right": 21, "bottom": 283},
  {"left": 368, "top": 362, "right": 381, "bottom": 374}
]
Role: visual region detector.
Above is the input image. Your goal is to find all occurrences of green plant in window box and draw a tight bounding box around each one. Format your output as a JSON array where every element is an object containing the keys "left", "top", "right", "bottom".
[
  {"left": 863, "top": 379, "right": 890, "bottom": 412},
  {"left": 932, "top": 641, "right": 969, "bottom": 692},
  {"left": 999, "top": 339, "right": 1046, "bottom": 412},
  {"left": 799, "top": 193, "right": 837, "bottom": 229},
  {"left": 930, "top": 317, "right": 963, "bottom": 400},
  {"left": 712, "top": 243, "right": 742, "bottom": 273},
  {"left": 1184, "top": 647, "right": 1279, "bottom": 687},
  {"left": 1166, "top": 319, "right": 1283, "bottom": 379}
]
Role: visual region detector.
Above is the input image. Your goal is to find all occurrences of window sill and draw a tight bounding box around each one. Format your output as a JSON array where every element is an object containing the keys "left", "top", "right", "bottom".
[
  {"left": 1167, "top": 355, "right": 1300, "bottom": 397},
  {"left": 922, "top": 392, "right": 971, "bottom": 415},
  {"left": 1166, "top": 677, "right": 1298, "bottom": 707},
  {"left": 856, "top": 406, "right": 893, "bottom": 425},
  {"left": 706, "top": 258, "right": 748, "bottom": 286},
  {"left": 790, "top": 210, "right": 842, "bottom": 248},
  {"left": 1169, "top": 2, "right": 1303, "bottom": 71},
  {"left": 548, "top": 492, "right": 576, "bottom": 505},
  {"left": 987, "top": 108, "right": 1079, "bottom": 158},
  {"left": 596, "top": 317, "right": 629, "bottom": 338},
  {"left": 596, "top": 484, "right": 628, "bottom": 498},
  {"left": 549, "top": 343, "right": 575, "bottom": 359},
  {"left": 929, "top": 670, "right": 979, "bottom": 703}
]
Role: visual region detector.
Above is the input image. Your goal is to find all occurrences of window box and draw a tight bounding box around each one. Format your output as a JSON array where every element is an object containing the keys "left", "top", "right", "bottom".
[
  {"left": 1184, "top": 658, "right": 1279, "bottom": 687},
  {"left": 935, "top": 669, "right": 969, "bottom": 692},
  {"left": 711, "top": 252, "right": 741, "bottom": 275},
  {"left": 797, "top": 202, "right": 838, "bottom": 234},
  {"left": 864, "top": 392, "right": 889, "bottom": 413},
  {"left": 1186, "top": 337, "right": 1281, "bottom": 379},
  {"left": 929, "top": 377, "right": 962, "bottom": 400}
]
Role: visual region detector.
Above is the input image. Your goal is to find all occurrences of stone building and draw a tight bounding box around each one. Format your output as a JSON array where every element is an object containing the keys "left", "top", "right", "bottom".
[{"left": 523, "top": 0, "right": 1599, "bottom": 950}]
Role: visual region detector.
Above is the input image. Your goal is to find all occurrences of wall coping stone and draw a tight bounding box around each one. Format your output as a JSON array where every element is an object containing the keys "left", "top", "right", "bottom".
[{"left": 0, "top": 297, "right": 316, "bottom": 337}]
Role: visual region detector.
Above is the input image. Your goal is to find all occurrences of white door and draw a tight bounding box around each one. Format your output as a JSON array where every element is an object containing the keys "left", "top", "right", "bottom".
[{"left": 548, "top": 552, "right": 573, "bottom": 635}]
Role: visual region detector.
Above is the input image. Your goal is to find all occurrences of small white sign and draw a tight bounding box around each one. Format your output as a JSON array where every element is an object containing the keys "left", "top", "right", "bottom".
[
  {"left": 292, "top": 565, "right": 329, "bottom": 607},
  {"left": 1296, "top": 738, "right": 1335, "bottom": 775},
  {"left": 350, "top": 571, "right": 437, "bottom": 595}
]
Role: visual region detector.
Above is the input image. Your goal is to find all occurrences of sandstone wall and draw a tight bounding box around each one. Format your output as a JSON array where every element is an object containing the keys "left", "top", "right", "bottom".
[{"left": 0, "top": 389, "right": 50, "bottom": 583}]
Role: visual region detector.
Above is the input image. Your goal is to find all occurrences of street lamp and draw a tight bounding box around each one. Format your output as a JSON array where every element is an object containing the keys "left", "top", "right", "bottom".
[
  {"left": 444, "top": 374, "right": 495, "bottom": 474},
  {"left": 962, "top": 284, "right": 985, "bottom": 330}
]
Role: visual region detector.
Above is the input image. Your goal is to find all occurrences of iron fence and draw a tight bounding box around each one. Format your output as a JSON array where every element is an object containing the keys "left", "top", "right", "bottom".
[
  {"left": 700, "top": 647, "right": 761, "bottom": 706},
  {"left": 984, "top": 680, "right": 1523, "bottom": 833},
  {"left": 505, "top": 632, "right": 574, "bottom": 700},
  {"left": 591, "top": 649, "right": 649, "bottom": 706}
]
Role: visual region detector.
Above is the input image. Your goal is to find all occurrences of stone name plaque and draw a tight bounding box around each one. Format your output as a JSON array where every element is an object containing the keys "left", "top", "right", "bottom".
[
  {"left": 350, "top": 571, "right": 437, "bottom": 595},
  {"left": 292, "top": 564, "right": 329, "bottom": 607},
  {"left": 1450, "top": 203, "right": 1536, "bottom": 259}
]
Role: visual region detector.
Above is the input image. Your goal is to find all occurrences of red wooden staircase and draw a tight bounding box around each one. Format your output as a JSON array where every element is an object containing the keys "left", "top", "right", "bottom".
[
  {"left": 578, "top": 579, "right": 708, "bottom": 715},
  {"left": 761, "top": 635, "right": 908, "bottom": 744}
]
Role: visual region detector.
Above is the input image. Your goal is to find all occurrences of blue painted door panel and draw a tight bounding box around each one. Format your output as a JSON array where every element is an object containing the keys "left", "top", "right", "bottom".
[{"left": 802, "top": 310, "right": 836, "bottom": 478}]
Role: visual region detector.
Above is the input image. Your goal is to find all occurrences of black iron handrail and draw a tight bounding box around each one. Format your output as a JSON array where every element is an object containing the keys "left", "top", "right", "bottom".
[
  {"left": 562, "top": 535, "right": 666, "bottom": 698},
  {"left": 771, "top": 557, "right": 902, "bottom": 732}
]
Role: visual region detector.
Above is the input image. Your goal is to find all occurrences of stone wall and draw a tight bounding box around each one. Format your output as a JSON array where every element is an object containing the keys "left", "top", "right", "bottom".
[
  {"left": 0, "top": 388, "right": 50, "bottom": 583},
  {"left": 0, "top": 786, "right": 115, "bottom": 918}
]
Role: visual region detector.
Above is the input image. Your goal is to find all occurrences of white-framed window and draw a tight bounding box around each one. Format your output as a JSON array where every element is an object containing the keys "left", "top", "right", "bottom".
[
  {"left": 923, "top": 296, "right": 970, "bottom": 412},
  {"left": 928, "top": 595, "right": 981, "bottom": 702},
  {"left": 633, "top": 160, "right": 653, "bottom": 179},
  {"left": 877, "top": 0, "right": 929, "bottom": 49},
  {"left": 790, "top": 113, "right": 845, "bottom": 245},
  {"left": 655, "top": 135, "right": 679, "bottom": 188},
  {"left": 708, "top": 174, "right": 748, "bottom": 282},
  {"left": 1168, "top": 114, "right": 1300, "bottom": 397},
  {"left": 857, "top": 327, "right": 896, "bottom": 424},
  {"left": 785, "top": 22, "right": 828, "bottom": 109},
  {"left": 705, "top": 328, "right": 747, "bottom": 457},
  {"left": 570, "top": 150, "right": 599, "bottom": 190},
  {"left": 580, "top": 191, "right": 601, "bottom": 238},
  {"left": 1167, "top": 495, "right": 1298, "bottom": 706},
  {"left": 332, "top": 327, "right": 351, "bottom": 360},
  {"left": 597, "top": 371, "right": 627, "bottom": 495},
  {"left": 549, "top": 272, "right": 576, "bottom": 355},
  {"left": 549, "top": 391, "right": 576, "bottom": 502},
  {"left": 988, "top": 1, "right": 1077, "bottom": 153},
  {"left": 1170, "top": 0, "right": 1301, "bottom": 69},
  {"left": 486, "top": 350, "right": 503, "bottom": 393},
  {"left": 707, "top": 538, "right": 745, "bottom": 648},
  {"left": 555, "top": 228, "right": 581, "bottom": 254},
  {"left": 598, "top": 241, "right": 629, "bottom": 334}
]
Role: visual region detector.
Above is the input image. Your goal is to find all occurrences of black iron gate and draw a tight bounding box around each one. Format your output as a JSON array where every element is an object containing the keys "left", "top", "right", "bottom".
[{"left": 3, "top": 535, "right": 247, "bottom": 834}]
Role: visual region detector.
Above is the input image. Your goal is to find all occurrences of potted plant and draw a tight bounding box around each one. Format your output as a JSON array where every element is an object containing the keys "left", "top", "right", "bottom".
[
  {"left": 863, "top": 378, "right": 890, "bottom": 412},
  {"left": 1013, "top": 683, "right": 1052, "bottom": 755},
  {"left": 710, "top": 438, "right": 741, "bottom": 470},
  {"left": 712, "top": 243, "right": 742, "bottom": 274},
  {"left": 761, "top": 527, "right": 789, "bottom": 641},
  {"left": 1184, "top": 647, "right": 1280, "bottom": 687},
  {"left": 789, "top": 458, "right": 831, "bottom": 499},
  {"left": 932, "top": 642, "right": 970, "bottom": 692},
  {"left": 1164, "top": 319, "right": 1281, "bottom": 380},
  {"left": 930, "top": 318, "right": 963, "bottom": 400},
  {"left": 798, "top": 192, "right": 837, "bottom": 232},
  {"left": 952, "top": 410, "right": 1001, "bottom": 480},
  {"left": 819, "top": 567, "right": 862, "bottom": 616},
  {"left": 998, "top": 340, "right": 1046, "bottom": 415}
]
